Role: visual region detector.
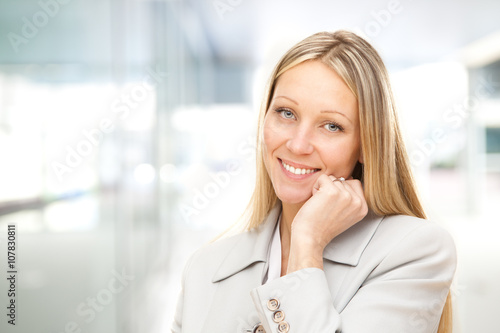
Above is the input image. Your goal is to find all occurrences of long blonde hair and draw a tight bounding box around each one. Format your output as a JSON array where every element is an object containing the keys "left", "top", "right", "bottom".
[{"left": 241, "top": 30, "right": 452, "bottom": 332}]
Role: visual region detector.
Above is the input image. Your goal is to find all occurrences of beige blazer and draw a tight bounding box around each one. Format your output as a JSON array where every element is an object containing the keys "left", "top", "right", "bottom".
[{"left": 171, "top": 202, "right": 456, "bottom": 333}]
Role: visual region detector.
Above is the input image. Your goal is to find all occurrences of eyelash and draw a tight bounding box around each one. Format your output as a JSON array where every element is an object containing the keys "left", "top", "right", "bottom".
[{"left": 273, "top": 107, "right": 344, "bottom": 132}]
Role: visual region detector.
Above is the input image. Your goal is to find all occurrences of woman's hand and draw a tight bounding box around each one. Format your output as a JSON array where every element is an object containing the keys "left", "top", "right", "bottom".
[{"left": 286, "top": 174, "right": 368, "bottom": 274}]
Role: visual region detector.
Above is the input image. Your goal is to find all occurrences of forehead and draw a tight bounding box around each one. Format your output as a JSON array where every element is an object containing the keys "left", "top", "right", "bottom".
[{"left": 273, "top": 60, "right": 358, "bottom": 115}]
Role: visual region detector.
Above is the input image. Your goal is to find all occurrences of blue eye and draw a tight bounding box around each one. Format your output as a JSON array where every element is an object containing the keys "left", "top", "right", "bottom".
[
  {"left": 325, "top": 123, "right": 343, "bottom": 132},
  {"left": 275, "top": 108, "right": 295, "bottom": 119}
]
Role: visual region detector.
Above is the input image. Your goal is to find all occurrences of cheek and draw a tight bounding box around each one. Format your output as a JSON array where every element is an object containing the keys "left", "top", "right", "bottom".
[
  {"left": 347, "top": 144, "right": 362, "bottom": 170},
  {"left": 261, "top": 121, "right": 276, "bottom": 170},
  {"left": 262, "top": 119, "right": 280, "bottom": 155},
  {"left": 322, "top": 138, "right": 361, "bottom": 171}
]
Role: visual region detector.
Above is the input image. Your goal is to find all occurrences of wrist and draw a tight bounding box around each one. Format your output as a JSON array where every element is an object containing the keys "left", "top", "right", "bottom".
[
  {"left": 290, "top": 229, "right": 327, "bottom": 255},
  {"left": 286, "top": 236, "right": 324, "bottom": 274}
]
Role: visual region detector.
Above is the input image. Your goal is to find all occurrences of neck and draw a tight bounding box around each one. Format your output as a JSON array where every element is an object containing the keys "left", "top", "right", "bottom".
[
  {"left": 279, "top": 201, "right": 304, "bottom": 273},
  {"left": 280, "top": 201, "right": 302, "bottom": 236}
]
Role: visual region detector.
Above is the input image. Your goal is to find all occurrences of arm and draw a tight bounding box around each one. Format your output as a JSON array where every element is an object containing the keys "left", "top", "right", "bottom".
[{"left": 250, "top": 223, "right": 456, "bottom": 332}]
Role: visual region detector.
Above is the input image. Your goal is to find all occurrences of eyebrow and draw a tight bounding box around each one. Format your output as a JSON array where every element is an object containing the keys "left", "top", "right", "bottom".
[
  {"left": 320, "top": 110, "right": 352, "bottom": 123},
  {"left": 274, "top": 95, "right": 298, "bottom": 104},
  {"left": 273, "top": 95, "right": 352, "bottom": 124}
]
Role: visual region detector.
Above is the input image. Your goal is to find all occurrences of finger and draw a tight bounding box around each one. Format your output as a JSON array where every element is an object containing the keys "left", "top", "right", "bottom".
[
  {"left": 318, "top": 173, "right": 336, "bottom": 186},
  {"left": 335, "top": 177, "right": 363, "bottom": 198},
  {"left": 340, "top": 179, "right": 360, "bottom": 201},
  {"left": 326, "top": 175, "right": 348, "bottom": 193},
  {"left": 328, "top": 175, "right": 346, "bottom": 184},
  {"left": 329, "top": 175, "right": 346, "bottom": 182},
  {"left": 345, "top": 179, "right": 365, "bottom": 199},
  {"left": 312, "top": 174, "right": 331, "bottom": 195},
  {"left": 344, "top": 179, "right": 368, "bottom": 214},
  {"left": 315, "top": 174, "right": 340, "bottom": 192},
  {"left": 329, "top": 175, "right": 346, "bottom": 190}
]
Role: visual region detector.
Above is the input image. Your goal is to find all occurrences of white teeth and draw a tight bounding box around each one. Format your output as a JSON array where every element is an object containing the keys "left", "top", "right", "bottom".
[{"left": 281, "top": 160, "right": 317, "bottom": 175}]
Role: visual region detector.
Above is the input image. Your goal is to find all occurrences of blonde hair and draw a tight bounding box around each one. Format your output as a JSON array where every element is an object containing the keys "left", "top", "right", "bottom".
[{"left": 241, "top": 30, "right": 452, "bottom": 332}]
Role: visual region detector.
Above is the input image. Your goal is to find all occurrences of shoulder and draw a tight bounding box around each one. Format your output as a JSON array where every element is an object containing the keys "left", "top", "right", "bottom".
[
  {"left": 377, "top": 214, "right": 456, "bottom": 252},
  {"left": 367, "top": 214, "right": 457, "bottom": 278},
  {"left": 181, "top": 227, "right": 260, "bottom": 282}
]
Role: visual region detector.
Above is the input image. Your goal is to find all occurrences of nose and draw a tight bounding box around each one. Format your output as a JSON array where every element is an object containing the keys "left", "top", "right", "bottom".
[{"left": 285, "top": 125, "right": 314, "bottom": 155}]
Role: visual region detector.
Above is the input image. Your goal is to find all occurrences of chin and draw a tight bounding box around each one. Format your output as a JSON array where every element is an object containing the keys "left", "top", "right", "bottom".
[{"left": 274, "top": 186, "right": 311, "bottom": 205}]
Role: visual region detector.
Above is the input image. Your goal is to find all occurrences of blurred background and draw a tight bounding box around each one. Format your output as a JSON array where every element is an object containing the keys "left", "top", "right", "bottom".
[{"left": 0, "top": 0, "right": 499, "bottom": 332}]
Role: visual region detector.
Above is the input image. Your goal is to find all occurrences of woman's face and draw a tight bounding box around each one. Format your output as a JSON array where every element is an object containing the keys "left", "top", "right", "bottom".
[{"left": 262, "top": 60, "right": 362, "bottom": 205}]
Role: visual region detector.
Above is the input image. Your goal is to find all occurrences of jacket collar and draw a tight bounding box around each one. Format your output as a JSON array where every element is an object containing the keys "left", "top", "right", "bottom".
[
  {"left": 212, "top": 203, "right": 282, "bottom": 283},
  {"left": 212, "top": 201, "right": 383, "bottom": 282},
  {"left": 323, "top": 209, "right": 383, "bottom": 266}
]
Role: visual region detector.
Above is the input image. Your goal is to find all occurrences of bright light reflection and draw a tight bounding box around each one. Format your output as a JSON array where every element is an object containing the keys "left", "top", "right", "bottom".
[
  {"left": 134, "top": 163, "right": 156, "bottom": 184},
  {"left": 44, "top": 196, "right": 98, "bottom": 232}
]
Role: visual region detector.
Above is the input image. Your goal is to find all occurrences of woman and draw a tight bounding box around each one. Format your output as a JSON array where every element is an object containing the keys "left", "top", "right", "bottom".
[{"left": 172, "top": 30, "right": 456, "bottom": 333}]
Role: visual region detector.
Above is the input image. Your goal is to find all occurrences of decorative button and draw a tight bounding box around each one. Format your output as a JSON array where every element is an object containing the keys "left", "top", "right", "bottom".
[
  {"left": 267, "top": 298, "right": 280, "bottom": 311},
  {"left": 277, "top": 321, "right": 290, "bottom": 333},
  {"left": 253, "top": 323, "right": 265, "bottom": 333},
  {"left": 272, "top": 310, "right": 285, "bottom": 323},
  {"left": 247, "top": 323, "right": 265, "bottom": 333}
]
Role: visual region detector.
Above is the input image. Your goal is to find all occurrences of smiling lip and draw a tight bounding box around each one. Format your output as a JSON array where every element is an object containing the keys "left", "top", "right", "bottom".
[{"left": 279, "top": 158, "right": 320, "bottom": 179}]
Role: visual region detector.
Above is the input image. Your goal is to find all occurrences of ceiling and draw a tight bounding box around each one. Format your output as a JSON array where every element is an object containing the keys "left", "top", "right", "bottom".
[
  {"left": 1, "top": 0, "right": 499, "bottom": 73},
  {"left": 186, "top": 0, "right": 500, "bottom": 70}
]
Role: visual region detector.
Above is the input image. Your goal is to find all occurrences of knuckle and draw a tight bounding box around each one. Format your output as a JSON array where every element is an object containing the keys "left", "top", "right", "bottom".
[
  {"left": 340, "top": 191, "right": 350, "bottom": 201},
  {"left": 324, "top": 186, "right": 336, "bottom": 196},
  {"left": 360, "top": 203, "right": 369, "bottom": 216}
]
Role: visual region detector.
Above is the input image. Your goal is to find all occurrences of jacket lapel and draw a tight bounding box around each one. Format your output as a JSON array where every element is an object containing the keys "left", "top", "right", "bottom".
[
  {"left": 211, "top": 203, "right": 382, "bottom": 280},
  {"left": 202, "top": 203, "right": 282, "bottom": 332},
  {"left": 323, "top": 209, "right": 383, "bottom": 266},
  {"left": 322, "top": 210, "right": 384, "bottom": 312},
  {"left": 211, "top": 202, "right": 282, "bottom": 283},
  {"left": 202, "top": 203, "right": 383, "bottom": 331}
]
